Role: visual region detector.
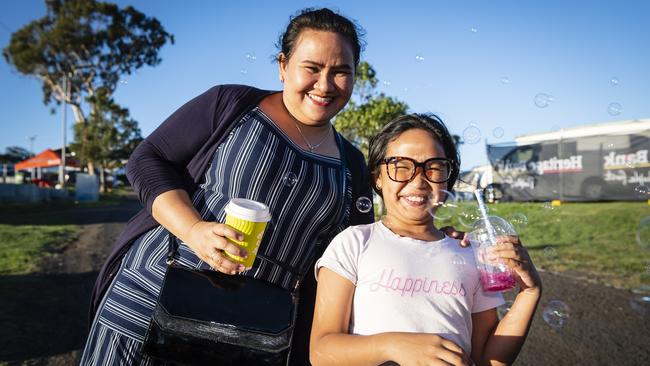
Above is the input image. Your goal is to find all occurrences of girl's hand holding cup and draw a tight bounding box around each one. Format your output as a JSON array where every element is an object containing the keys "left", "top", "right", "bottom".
[{"left": 490, "top": 235, "right": 542, "bottom": 293}]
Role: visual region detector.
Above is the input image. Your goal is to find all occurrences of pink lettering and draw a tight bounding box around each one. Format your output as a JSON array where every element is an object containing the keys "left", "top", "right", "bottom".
[{"left": 368, "top": 268, "right": 467, "bottom": 298}]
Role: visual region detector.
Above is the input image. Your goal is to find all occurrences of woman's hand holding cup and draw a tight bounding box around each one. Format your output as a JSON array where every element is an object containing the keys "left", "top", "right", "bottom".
[{"left": 186, "top": 220, "right": 248, "bottom": 275}]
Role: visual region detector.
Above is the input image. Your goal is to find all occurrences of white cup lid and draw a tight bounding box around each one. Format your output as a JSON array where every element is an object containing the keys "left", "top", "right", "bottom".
[{"left": 225, "top": 198, "right": 271, "bottom": 222}]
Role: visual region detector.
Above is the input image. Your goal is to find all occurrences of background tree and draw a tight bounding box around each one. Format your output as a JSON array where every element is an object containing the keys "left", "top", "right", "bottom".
[
  {"left": 0, "top": 146, "right": 34, "bottom": 163},
  {"left": 3, "top": 0, "right": 173, "bottom": 174},
  {"left": 334, "top": 61, "right": 409, "bottom": 156},
  {"left": 69, "top": 88, "right": 141, "bottom": 192}
]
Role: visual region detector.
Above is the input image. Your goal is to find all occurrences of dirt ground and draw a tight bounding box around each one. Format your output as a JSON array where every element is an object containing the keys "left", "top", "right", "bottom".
[{"left": 0, "top": 194, "right": 648, "bottom": 365}]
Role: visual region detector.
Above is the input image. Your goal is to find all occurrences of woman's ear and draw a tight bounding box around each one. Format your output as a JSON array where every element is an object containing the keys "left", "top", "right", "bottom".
[{"left": 278, "top": 53, "right": 287, "bottom": 83}]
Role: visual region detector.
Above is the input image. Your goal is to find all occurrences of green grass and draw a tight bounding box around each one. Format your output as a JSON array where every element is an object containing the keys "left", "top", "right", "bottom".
[
  {"left": 0, "top": 224, "right": 81, "bottom": 274},
  {"left": 434, "top": 201, "right": 650, "bottom": 290}
]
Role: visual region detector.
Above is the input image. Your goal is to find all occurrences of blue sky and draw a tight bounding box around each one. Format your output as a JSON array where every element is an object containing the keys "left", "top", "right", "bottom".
[{"left": 1, "top": 0, "right": 649, "bottom": 170}]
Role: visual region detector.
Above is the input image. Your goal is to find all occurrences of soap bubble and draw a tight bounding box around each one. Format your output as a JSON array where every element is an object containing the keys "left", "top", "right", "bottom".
[
  {"left": 543, "top": 300, "right": 570, "bottom": 329},
  {"left": 281, "top": 172, "right": 298, "bottom": 187},
  {"left": 239, "top": 69, "right": 248, "bottom": 75},
  {"left": 497, "top": 300, "right": 514, "bottom": 320},
  {"left": 119, "top": 79, "right": 128, "bottom": 85},
  {"left": 635, "top": 185, "right": 650, "bottom": 198},
  {"left": 245, "top": 52, "right": 257, "bottom": 62},
  {"left": 500, "top": 76, "right": 510, "bottom": 85},
  {"left": 608, "top": 102, "right": 622, "bottom": 116},
  {"left": 507, "top": 213, "right": 528, "bottom": 231},
  {"left": 427, "top": 190, "right": 458, "bottom": 221},
  {"left": 492, "top": 127, "right": 505, "bottom": 139},
  {"left": 630, "top": 285, "right": 650, "bottom": 317},
  {"left": 356, "top": 196, "right": 373, "bottom": 214},
  {"left": 415, "top": 54, "right": 425, "bottom": 62},
  {"left": 543, "top": 246, "right": 557, "bottom": 258},
  {"left": 462, "top": 124, "right": 482, "bottom": 144},
  {"left": 382, "top": 80, "right": 392, "bottom": 87},
  {"left": 534, "top": 93, "right": 554, "bottom": 108},
  {"left": 458, "top": 202, "right": 482, "bottom": 229},
  {"left": 636, "top": 216, "right": 650, "bottom": 251},
  {"left": 470, "top": 27, "right": 478, "bottom": 33},
  {"left": 610, "top": 77, "right": 620, "bottom": 86}
]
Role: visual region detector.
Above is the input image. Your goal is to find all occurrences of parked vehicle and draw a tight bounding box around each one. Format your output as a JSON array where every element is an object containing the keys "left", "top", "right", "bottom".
[{"left": 485, "top": 119, "right": 650, "bottom": 202}]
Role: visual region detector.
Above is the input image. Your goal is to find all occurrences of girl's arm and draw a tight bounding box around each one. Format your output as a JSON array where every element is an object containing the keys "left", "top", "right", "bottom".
[
  {"left": 310, "top": 267, "right": 471, "bottom": 366},
  {"left": 470, "top": 236, "right": 542, "bottom": 366}
]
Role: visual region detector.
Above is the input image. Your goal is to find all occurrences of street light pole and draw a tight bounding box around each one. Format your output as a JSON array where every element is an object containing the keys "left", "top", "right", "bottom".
[{"left": 59, "top": 75, "right": 67, "bottom": 189}]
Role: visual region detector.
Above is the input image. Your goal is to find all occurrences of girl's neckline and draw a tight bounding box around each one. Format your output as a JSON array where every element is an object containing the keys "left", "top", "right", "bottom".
[{"left": 378, "top": 220, "right": 448, "bottom": 245}]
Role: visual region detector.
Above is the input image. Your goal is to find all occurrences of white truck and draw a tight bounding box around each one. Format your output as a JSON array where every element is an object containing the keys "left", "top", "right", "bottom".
[{"left": 483, "top": 119, "right": 650, "bottom": 201}]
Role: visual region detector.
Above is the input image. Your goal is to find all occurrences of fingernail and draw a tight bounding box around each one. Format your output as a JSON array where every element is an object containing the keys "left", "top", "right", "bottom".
[
  {"left": 238, "top": 234, "right": 244, "bottom": 241},
  {"left": 238, "top": 265, "right": 245, "bottom": 272}
]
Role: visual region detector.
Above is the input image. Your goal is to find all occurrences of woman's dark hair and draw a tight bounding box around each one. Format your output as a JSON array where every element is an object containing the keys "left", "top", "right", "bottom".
[
  {"left": 276, "top": 8, "right": 365, "bottom": 68},
  {"left": 367, "top": 113, "right": 461, "bottom": 195}
]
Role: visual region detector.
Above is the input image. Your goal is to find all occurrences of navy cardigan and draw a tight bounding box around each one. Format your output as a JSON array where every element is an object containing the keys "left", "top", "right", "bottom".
[{"left": 89, "top": 84, "right": 374, "bottom": 322}]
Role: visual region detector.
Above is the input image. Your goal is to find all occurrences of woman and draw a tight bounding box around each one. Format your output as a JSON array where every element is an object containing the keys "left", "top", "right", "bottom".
[{"left": 83, "top": 8, "right": 372, "bottom": 365}]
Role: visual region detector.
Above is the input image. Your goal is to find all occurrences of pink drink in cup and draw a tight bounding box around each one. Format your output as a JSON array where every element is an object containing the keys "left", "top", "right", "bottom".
[{"left": 469, "top": 190, "right": 516, "bottom": 292}]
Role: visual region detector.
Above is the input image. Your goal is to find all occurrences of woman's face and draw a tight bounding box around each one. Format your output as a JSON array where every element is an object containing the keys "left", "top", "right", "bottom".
[
  {"left": 280, "top": 29, "right": 355, "bottom": 126},
  {"left": 377, "top": 128, "right": 448, "bottom": 227}
]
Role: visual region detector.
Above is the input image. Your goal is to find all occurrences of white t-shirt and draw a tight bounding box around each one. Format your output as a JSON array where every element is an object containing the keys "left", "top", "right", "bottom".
[{"left": 315, "top": 222, "right": 504, "bottom": 354}]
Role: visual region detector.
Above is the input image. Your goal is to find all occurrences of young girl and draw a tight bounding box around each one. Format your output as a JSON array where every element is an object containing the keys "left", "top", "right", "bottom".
[{"left": 310, "top": 114, "right": 542, "bottom": 366}]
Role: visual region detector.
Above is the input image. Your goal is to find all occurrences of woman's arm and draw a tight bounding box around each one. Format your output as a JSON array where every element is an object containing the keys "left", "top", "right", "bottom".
[
  {"left": 470, "top": 236, "right": 542, "bottom": 366},
  {"left": 310, "top": 268, "right": 470, "bottom": 366}
]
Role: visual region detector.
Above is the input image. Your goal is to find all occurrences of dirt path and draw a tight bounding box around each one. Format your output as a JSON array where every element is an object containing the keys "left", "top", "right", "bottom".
[{"left": 1, "top": 195, "right": 648, "bottom": 365}]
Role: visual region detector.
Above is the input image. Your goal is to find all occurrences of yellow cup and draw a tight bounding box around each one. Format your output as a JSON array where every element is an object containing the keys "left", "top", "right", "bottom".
[{"left": 223, "top": 198, "right": 271, "bottom": 269}]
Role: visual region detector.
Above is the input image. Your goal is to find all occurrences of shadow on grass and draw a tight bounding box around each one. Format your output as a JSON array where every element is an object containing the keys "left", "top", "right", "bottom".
[
  {"left": 0, "top": 272, "right": 96, "bottom": 361},
  {"left": 0, "top": 199, "right": 142, "bottom": 226}
]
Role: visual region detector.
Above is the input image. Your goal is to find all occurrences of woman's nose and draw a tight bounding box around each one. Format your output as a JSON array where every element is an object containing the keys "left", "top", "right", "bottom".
[{"left": 314, "top": 72, "right": 335, "bottom": 93}]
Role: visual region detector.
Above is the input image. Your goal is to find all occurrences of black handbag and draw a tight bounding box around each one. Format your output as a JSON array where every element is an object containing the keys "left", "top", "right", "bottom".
[{"left": 142, "top": 234, "right": 301, "bottom": 366}]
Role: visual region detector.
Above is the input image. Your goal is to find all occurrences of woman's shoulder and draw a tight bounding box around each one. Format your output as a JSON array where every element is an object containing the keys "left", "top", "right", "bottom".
[{"left": 204, "top": 84, "right": 276, "bottom": 100}]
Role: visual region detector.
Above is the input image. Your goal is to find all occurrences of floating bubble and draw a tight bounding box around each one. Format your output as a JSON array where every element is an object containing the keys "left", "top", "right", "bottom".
[
  {"left": 541, "top": 201, "right": 555, "bottom": 210},
  {"left": 382, "top": 80, "right": 392, "bottom": 87},
  {"left": 534, "top": 93, "right": 554, "bottom": 108},
  {"left": 608, "top": 102, "right": 622, "bottom": 116},
  {"left": 281, "top": 172, "right": 298, "bottom": 187},
  {"left": 356, "top": 196, "right": 373, "bottom": 214},
  {"left": 462, "top": 124, "right": 482, "bottom": 144},
  {"left": 119, "top": 79, "right": 128, "bottom": 84},
  {"left": 245, "top": 52, "right": 257, "bottom": 62},
  {"left": 507, "top": 213, "right": 528, "bottom": 231},
  {"left": 415, "top": 54, "right": 425, "bottom": 62},
  {"left": 610, "top": 77, "right": 620, "bottom": 86},
  {"left": 636, "top": 216, "right": 650, "bottom": 250},
  {"left": 543, "top": 300, "right": 570, "bottom": 329},
  {"left": 497, "top": 300, "right": 514, "bottom": 320},
  {"left": 605, "top": 143, "right": 616, "bottom": 150},
  {"left": 239, "top": 69, "right": 248, "bottom": 75},
  {"left": 470, "top": 27, "right": 478, "bottom": 33},
  {"left": 427, "top": 190, "right": 458, "bottom": 221},
  {"left": 458, "top": 202, "right": 482, "bottom": 229},
  {"left": 630, "top": 285, "right": 650, "bottom": 317},
  {"left": 451, "top": 254, "right": 466, "bottom": 266},
  {"left": 500, "top": 76, "right": 510, "bottom": 85},
  {"left": 543, "top": 246, "right": 557, "bottom": 258},
  {"left": 492, "top": 127, "right": 505, "bottom": 139},
  {"left": 635, "top": 185, "right": 650, "bottom": 198}
]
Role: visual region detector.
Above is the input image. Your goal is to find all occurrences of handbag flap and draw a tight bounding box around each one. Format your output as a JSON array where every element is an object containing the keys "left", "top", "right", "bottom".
[{"left": 158, "top": 266, "right": 295, "bottom": 335}]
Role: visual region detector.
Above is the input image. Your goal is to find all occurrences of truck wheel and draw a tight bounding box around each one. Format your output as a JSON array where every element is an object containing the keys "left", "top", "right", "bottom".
[{"left": 583, "top": 182, "right": 603, "bottom": 200}]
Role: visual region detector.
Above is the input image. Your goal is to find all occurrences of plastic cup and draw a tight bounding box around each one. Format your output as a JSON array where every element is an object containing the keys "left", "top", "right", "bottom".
[
  {"left": 469, "top": 216, "right": 517, "bottom": 292},
  {"left": 223, "top": 198, "right": 271, "bottom": 269}
]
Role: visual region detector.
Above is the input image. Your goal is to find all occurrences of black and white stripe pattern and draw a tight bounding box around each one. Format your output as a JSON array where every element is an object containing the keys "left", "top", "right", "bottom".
[{"left": 81, "top": 107, "right": 351, "bottom": 365}]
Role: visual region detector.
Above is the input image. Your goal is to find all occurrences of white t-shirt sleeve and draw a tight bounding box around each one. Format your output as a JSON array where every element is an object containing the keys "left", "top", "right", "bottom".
[
  {"left": 314, "top": 226, "right": 367, "bottom": 285},
  {"left": 471, "top": 283, "right": 506, "bottom": 313}
]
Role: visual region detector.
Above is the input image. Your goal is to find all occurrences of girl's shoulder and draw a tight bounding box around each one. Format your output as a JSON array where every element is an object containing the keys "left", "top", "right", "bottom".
[{"left": 331, "top": 222, "right": 382, "bottom": 251}]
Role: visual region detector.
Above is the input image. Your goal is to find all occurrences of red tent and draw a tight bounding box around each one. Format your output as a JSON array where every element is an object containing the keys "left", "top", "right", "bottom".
[{"left": 14, "top": 149, "right": 79, "bottom": 170}]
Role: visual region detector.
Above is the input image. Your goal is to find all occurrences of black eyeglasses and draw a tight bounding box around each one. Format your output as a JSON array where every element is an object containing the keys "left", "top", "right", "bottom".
[{"left": 381, "top": 156, "right": 453, "bottom": 183}]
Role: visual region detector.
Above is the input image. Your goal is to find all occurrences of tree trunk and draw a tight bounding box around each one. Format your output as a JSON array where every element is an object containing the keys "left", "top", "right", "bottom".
[
  {"left": 87, "top": 161, "right": 95, "bottom": 175},
  {"left": 99, "top": 164, "right": 106, "bottom": 193}
]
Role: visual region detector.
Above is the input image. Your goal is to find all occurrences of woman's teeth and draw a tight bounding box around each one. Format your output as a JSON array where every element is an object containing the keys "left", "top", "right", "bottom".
[{"left": 308, "top": 94, "right": 332, "bottom": 105}]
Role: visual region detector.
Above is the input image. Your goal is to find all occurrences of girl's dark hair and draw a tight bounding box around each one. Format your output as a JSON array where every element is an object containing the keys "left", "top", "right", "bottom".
[
  {"left": 367, "top": 113, "right": 461, "bottom": 195},
  {"left": 276, "top": 8, "right": 365, "bottom": 67}
]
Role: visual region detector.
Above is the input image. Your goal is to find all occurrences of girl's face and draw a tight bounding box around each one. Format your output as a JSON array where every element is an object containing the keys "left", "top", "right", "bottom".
[
  {"left": 377, "top": 128, "right": 449, "bottom": 227},
  {"left": 279, "top": 29, "right": 355, "bottom": 126}
]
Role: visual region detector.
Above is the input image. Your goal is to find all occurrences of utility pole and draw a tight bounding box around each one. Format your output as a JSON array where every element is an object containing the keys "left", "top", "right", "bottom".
[
  {"left": 59, "top": 75, "right": 67, "bottom": 189},
  {"left": 27, "top": 135, "right": 37, "bottom": 155}
]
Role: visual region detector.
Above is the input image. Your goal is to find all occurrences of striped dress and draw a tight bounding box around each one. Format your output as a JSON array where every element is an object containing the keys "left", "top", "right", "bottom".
[{"left": 81, "top": 107, "right": 351, "bottom": 365}]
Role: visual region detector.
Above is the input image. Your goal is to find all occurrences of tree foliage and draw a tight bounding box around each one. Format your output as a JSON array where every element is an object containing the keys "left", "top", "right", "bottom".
[
  {"left": 3, "top": 0, "right": 174, "bottom": 118},
  {"left": 69, "top": 88, "right": 141, "bottom": 190},
  {"left": 335, "top": 61, "right": 408, "bottom": 156},
  {"left": 0, "top": 146, "right": 33, "bottom": 163}
]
